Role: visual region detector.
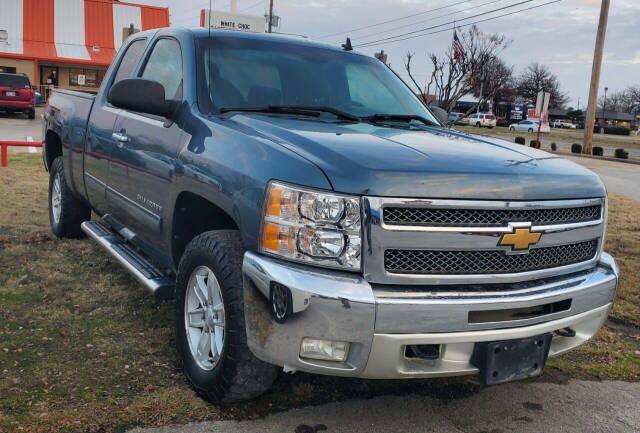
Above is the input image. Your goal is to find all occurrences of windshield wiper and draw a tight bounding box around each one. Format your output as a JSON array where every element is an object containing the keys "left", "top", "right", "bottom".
[
  {"left": 219, "top": 105, "right": 360, "bottom": 122},
  {"left": 363, "top": 114, "right": 439, "bottom": 127}
]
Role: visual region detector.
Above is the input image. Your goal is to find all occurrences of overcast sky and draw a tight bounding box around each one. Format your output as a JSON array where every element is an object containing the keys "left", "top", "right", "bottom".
[{"left": 128, "top": 0, "right": 639, "bottom": 109}]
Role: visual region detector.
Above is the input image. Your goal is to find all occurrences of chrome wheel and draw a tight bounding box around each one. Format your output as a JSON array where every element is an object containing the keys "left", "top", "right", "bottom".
[
  {"left": 51, "top": 173, "right": 62, "bottom": 224},
  {"left": 184, "top": 265, "right": 225, "bottom": 371}
]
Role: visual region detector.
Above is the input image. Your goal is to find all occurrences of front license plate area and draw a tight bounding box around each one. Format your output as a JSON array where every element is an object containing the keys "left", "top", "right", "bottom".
[
  {"left": 6, "top": 91, "right": 16, "bottom": 96},
  {"left": 471, "top": 333, "right": 552, "bottom": 385}
]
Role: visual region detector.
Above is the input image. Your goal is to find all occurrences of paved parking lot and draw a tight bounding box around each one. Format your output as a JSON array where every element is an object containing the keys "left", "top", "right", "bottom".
[{"left": 130, "top": 377, "right": 640, "bottom": 433}]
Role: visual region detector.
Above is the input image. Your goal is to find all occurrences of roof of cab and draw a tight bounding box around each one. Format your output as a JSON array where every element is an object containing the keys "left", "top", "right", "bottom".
[{"left": 184, "top": 27, "right": 351, "bottom": 53}]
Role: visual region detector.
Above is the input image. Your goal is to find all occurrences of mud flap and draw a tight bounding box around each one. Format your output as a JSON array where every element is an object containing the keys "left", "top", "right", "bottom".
[{"left": 471, "top": 333, "right": 552, "bottom": 385}]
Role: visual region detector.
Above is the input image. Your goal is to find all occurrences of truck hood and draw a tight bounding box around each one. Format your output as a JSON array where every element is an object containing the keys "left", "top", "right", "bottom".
[{"left": 230, "top": 114, "right": 605, "bottom": 200}]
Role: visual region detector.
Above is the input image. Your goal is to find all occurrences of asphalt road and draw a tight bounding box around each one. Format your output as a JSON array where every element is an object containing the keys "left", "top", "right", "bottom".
[
  {"left": 566, "top": 156, "right": 640, "bottom": 201},
  {"left": 129, "top": 377, "right": 640, "bottom": 433}
]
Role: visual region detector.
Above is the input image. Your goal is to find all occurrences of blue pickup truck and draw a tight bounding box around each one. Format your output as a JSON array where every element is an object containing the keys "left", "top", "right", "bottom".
[{"left": 42, "top": 28, "right": 618, "bottom": 403}]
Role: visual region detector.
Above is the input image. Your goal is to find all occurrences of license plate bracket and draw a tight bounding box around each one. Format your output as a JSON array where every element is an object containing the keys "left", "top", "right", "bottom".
[{"left": 471, "top": 333, "right": 552, "bottom": 385}]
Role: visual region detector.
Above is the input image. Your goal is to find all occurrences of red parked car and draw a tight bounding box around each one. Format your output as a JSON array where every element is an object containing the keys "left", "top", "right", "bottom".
[{"left": 0, "top": 73, "right": 36, "bottom": 119}]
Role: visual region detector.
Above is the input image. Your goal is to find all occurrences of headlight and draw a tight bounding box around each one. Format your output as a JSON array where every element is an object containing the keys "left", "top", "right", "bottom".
[{"left": 260, "top": 181, "right": 361, "bottom": 271}]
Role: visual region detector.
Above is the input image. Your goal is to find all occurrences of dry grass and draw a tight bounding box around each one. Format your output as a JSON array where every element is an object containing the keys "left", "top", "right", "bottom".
[{"left": 0, "top": 154, "right": 638, "bottom": 433}]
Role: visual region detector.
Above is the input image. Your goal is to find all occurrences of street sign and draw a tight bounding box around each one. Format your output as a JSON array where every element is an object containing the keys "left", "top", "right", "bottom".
[{"left": 202, "top": 10, "right": 266, "bottom": 33}]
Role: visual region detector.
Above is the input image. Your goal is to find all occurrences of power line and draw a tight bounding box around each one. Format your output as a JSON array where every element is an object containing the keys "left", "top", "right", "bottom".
[
  {"left": 344, "top": 0, "right": 503, "bottom": 44},
  {"left": 316, "top": 0, "right": 478, "bottom": 39},
  {"left": 354, "top": 0, "right": 534, "bottom": 47},
  {"left": 355, "top": 0, "right": 561, "bottom": 48},
  {"left": 240, "top": 0, "right": 266, "bottom": 12}
]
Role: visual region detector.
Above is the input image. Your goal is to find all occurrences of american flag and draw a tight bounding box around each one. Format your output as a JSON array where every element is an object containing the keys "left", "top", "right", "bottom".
[{"left": 452, "top": 30, "right": 465, "bottom": 63}]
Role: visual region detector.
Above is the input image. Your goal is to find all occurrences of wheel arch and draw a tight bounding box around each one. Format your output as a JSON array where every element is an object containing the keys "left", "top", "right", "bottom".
[
  {"left": 171, "top": 191, "right": 240, "bottom": 268},
  {"left": 44, "top": 129, "right": 63, "bottom": 171}
]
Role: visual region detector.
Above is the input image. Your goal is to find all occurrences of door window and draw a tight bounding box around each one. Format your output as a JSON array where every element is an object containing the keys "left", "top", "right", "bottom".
[
  {"left": 112, "top": 39, "right": 147, "bottom": 85},
  {"left": 140, "top": 38, "right": 183, "bottom": 100}
]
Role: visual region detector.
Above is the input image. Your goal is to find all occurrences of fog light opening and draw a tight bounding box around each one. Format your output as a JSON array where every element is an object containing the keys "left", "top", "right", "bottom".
[
  {"left": 300, "top": 338, "right": 350, "bottom": 362},
  {"left": 270, "top": 282, "right": 293, "bottom": 324},
  {"left": 405, "top": 344, "right": 441, "bottom": 361}
]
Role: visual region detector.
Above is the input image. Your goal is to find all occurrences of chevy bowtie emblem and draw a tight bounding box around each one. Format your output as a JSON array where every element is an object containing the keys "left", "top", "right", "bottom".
[{"left": 498, "top": 226, "right": 542, "bottom": 251}]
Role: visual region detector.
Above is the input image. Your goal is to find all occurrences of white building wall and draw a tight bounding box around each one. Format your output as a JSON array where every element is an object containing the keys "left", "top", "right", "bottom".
[
  {"left": 113, "top": 3, "right": 142, "bottom": 52},
  {"left": 0, "top": 0, "right": 24, "bottom": 55},
  {"left": 54, "top": 0, "right": 90, "bottom": 60}
]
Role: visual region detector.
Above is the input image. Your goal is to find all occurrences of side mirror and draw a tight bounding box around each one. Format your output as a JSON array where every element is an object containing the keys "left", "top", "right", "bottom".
[
  {"left": 429, "top": 105, "right": 449, "bottom": 126},
  {"left": 108, "top": 78, "right": 177, "bottom": 118}
]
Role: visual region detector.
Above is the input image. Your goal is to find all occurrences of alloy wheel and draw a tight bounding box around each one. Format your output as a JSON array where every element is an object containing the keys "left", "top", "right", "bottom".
[{"left": 184, "top": 265, "right": 226, "bottom": 371}]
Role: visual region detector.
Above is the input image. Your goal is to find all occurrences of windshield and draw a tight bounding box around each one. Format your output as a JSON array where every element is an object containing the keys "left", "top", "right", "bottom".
[
  {"left": 195, "top": 36, "right": 438, "bottom": 123},
  {"left": 0, "top": 74, "right": 31, "bottom": 88}
]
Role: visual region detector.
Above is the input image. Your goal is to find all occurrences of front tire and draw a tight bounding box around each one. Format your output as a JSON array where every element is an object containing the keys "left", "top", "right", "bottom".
[
  {"left": 175, "top": 230, "right": 278, "bottom": 403},
  {"left": 476, "top": 122, "right": 481, "bottom": 128},
  {"left": 48, "top": 157, "right": 91, "bottom": 238},
  {"left": 528, "top": 128, "right": 534, "bottom": 133},
  {"left": 28, "top": 109, "right": 35, "bottom": 120}
]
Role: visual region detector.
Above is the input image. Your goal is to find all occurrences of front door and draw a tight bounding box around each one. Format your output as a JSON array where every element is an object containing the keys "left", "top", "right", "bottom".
[
  {"left": 108, "top": 37, "right": 184, "bottom": 256},
  {"left": 83, "top": 38, "right": 148, "bottom": 216}
]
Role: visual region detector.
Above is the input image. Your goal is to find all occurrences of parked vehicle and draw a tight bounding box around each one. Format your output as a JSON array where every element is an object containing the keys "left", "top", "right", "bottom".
[
  {"left": 0, "top": 72, "right": 35, "bottom": 118},
  {"left": 468, "top": 112, "right": 496, "bottom": 128},
  {"left": 552, "top": 119, "right": 576, "bottom": 129},
  {"left": 454, "top": 115, "right": 471, "bottom": 126},
  {"left": 447, "top": 112, "right": 464, "bottom": 124},
  {"left": 509, "top": 119, "right": 550, "bottom": 133},
  {"left": 43, "top": 28, "right": 618, "bottom": 403}
]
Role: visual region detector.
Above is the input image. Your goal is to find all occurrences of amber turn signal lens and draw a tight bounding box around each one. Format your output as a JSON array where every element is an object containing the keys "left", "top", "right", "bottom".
[
  {"left": 262, "top": 222, "right": 280, "bottom": 251},
  {"left": 266, "top": 186, "right": 282, "bottom": 216}
]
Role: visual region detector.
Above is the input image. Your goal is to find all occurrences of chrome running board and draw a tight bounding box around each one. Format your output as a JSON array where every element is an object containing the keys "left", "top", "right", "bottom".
[{"left": 81, "top": 221, "right": 174, "bottom": 300}]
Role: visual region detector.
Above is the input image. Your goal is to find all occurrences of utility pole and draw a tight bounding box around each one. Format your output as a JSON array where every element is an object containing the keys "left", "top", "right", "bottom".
[
  {"left": 583, "top": 0, "right": 610, "bottom": 154},
  {"left": 268, "top": 0, "right": 274, "bottom": 33}
]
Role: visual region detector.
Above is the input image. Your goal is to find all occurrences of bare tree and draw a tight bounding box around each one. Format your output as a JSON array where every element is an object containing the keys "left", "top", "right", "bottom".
[
  {"left": 404, "top": 25, "right": 511, "bottom": 112},
  {"left": 598, "top": 86, "right": 640, "bottom": 114},
  {"left": 515, "top": 63, "right": 568, "bottom": 108}
]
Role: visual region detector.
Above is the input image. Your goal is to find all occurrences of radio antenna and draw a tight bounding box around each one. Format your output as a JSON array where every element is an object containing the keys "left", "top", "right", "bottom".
[{"left": 208, "top": 0, "right": 212, "bottom": 38}]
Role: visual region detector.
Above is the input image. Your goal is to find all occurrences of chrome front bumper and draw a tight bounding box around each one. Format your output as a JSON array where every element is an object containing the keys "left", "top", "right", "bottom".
[{"left": 242, "top": 251, "right": 618, "bottom": 379}]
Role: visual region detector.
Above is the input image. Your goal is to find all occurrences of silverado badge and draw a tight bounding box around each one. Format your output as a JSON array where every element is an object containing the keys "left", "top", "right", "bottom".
[{"left": 498, "top": 226, "right": 542, "bottom": 252}]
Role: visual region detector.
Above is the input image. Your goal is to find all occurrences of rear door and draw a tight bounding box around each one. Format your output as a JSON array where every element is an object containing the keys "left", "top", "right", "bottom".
[
  {"left": 84, "top": 38, "right": 147, "bottom": 215},
  {"left": 109, "top": 37, "right": 185, "bottom": 253}
]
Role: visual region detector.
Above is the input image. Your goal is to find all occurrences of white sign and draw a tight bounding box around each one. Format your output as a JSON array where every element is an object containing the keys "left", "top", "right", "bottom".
[
  {"left": 77, "top": 74, "right": 86, "bottom": 86},
  {"left": 202, "top": 10, "right": 266, "bottom": 33}
]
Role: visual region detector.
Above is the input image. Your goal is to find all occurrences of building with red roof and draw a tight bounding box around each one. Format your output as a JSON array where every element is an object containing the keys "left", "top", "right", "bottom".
[{"left": 0, "top": 0, "right": 169, "bottom": 95}]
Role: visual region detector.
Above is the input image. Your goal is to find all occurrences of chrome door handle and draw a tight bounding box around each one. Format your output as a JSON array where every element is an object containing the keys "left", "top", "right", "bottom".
[{"left": 112, "top": 132, "right": 130, "bottom": 143}]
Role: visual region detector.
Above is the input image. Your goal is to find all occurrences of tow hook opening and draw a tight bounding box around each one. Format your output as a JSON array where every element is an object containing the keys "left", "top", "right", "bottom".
[
  {"left": 405, "top": 344, "right": 441, "bottom": 361},
  {"left": 554, "top": 327, "right": 577, "bottom": 338}
]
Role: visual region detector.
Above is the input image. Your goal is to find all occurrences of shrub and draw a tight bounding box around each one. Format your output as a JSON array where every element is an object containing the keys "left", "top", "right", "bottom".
[
  {"left": 571, "top": 143, "right": 582, "bottom": 154},
  {"left": 515, "top": 136, "right": 525, "bottom": 145},
  {"left": 592, "top": 146, "right": 603, "bottom": 156},
  {"left": 529, "top": 139, "right": 539, "bottom": 148},
  {"left": 604, "top": 126, "right": 631, "bottom": 136},
  {"left": 550, "top": 142, "right": 557, "bottom": 151},
  {"left": 614, "top": 148, "right": 629, "bottom": 159}
]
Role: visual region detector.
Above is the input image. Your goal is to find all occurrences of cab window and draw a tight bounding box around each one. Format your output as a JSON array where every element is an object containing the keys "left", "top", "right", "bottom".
[
  {"left": 112, "top": 39, "right": 147, "bottom": 85},
  {"left": 140, "top": 38, "right": 183, "bottom": 100}
]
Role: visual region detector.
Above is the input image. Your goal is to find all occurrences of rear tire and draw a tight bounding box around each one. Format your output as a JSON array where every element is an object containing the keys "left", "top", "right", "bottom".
[
  {"left": 528, "top": 128, "right": 534, "bottom": 133},
  {"left": 28, "top": 109, "right": 35, "bottom": 120},
  {"left": 476, "top": 122, "right": 481, "bottom": 128},
  {"left": 48, "top": 157, "right": 91, "bottom": 238},
  {"left": 175, "top": 230, "right": 278, "bottom": 403}
]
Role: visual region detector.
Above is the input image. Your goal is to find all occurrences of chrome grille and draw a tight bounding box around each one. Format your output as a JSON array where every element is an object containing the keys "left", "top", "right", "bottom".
[
  {"left": 384, "top": 240, "right": 598, "bottom": 275},
  {"left": 383, "top": 205, "right": 601, "bottom": 227}
]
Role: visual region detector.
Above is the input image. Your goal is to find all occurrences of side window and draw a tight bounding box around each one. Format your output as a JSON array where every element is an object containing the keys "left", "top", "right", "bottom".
[
  {"left": 141, "top": 39, "right": 183, "bottom": 100},
  {"left": 112, "top": 39, "right": 147, "bottom": 84}
]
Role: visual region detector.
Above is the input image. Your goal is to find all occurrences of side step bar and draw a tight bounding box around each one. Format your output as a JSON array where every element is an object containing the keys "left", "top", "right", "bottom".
[{"left": 81, "top": 221, "right": 175, "bottom": 300}]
